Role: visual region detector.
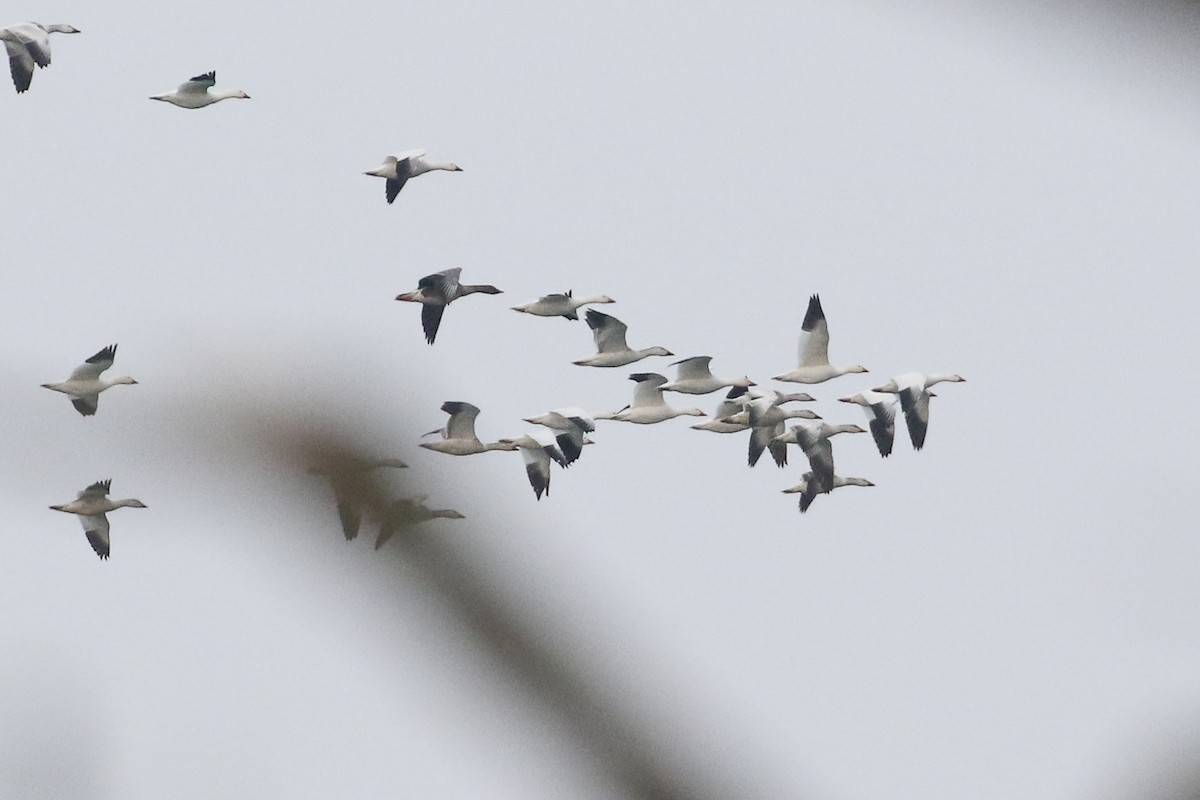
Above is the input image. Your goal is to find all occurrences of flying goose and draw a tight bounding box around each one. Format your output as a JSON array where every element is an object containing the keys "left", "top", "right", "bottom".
[
  {"left": 41, "top": 344, "right": 137, "bottom": 417},
  {"left": 522, "top": 408, "right": 596, "bottom": 465},
  {"left": 150, "top": 71, "right": 250, "bottom": 108},
  {"left": 596, "top": 373, "right": 705, "bottom": 425},
  {"left": 49, "top": 479, "right": 147, "bottom": 560},
  {"left": 395, "top": 267, "right": 502, "bottom": 345},
  {"left": 511, "top": 291, "right": 615, "bottom": 320},
  {"left": 772, "top": 422, "right": 867, "bottom": 494},
  {"left": 692, "top": 388, "right": 816, "bottom": 434},
  {"left": 419, "top": 401, "right": 513, "bottom": 456},
  {"left": 375, "top": 497, "right": 465, "bottom": 550},
  {"left": 307, "top": 458, "right": 409, "bottom": 541},
  {"left": 837, "top": 390, "right": 902, "bottom": 457},
  {"left": 364, "top": 149, "right": 463, "bottom": 204},
  {"left": 496, "top": 431, "right": 569, "bottom": 500},
  {"left": 871, "top": 373, "right": 965, "bottom": 450},
  {"left": 782, "top": 473, "right": 875, "bottom": 513},
  {"left": 773, "top": 294, "right": 868, "bottom": 384},
  {"left": 573, "top": 310, "right": 673, "bottom": 367},
  {"left": 0, "top": 22, "right": 79, "bottom": 93},
  {"left": 660, "top": 356, "right": 755, "bottom": 395}
]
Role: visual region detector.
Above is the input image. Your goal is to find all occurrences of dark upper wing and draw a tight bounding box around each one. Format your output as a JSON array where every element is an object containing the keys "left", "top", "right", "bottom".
[
  {"left": 72, "top": 395, "right": 99, "bottom": 416},
  {"left": 4, "top": 40, "right": 34, "bottom": 92},
  {"left": 421, "top": 304, "right": 446, "bottom": 345},
  {"left": 385, "top": 175, "right": 409, "bottom": 204},
  {"left": 336, "top": 501, "right": 362, "bottom": 541},
  {"left": 898, "top": 387, "right": 930, "bottom": 450}
]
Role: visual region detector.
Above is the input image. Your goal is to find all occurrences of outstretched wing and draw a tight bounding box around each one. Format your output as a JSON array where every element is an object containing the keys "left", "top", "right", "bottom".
[
  {"left": 585, "top": 310, "right": 630, "bottom": 353},
  {"left": 418, "top": 268, "right": 462, "bottom": 302},
  {"left": 178, "top": 71, "right": 216, "bottom": 93},
  {"left": 71, "top": 395, "right": 99, "bottom": 416},
  {"left": 441, "top": 401, "right": 481, "bottom": 440},
  {"left": 385, "top": 175, "right": 409, "bottom": 203},
  {"left": 670, "top": 356, "right": 714, "bottom": 381},
  {"left": 69, "top": 344, "right": 117, "bottom": 381},
  {"left": 628, "top": 373, "right": 667, "bottom": 408},
  {"left": 797, "top": 294, "right": 831, "bottom": 368},
  {"left": 3, "top": 39, "right": 35, "bottom": 91},
  {"left": 80, "top": 513, "right": 111, "bottom": 559},
  {"left": 898, "top": 387, "right": 930, "bottom": 450},
  {"left": 420, "top": 304, "right": 445, "bottom": 344}
]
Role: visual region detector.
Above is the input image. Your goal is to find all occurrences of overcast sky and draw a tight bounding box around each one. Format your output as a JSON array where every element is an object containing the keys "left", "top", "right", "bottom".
[{"left": 3, "top": 1, "right": 1200, "bottom": 798}]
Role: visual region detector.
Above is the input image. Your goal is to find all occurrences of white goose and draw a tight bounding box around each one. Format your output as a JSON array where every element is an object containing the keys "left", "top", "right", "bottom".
[
  {"left": 395, "top": 267, "right": 502, "bottom": 344},
  {"left": 838, "top": 390, "right": 900, "bottom": 457},
  {"left": 496, "top": 431, "right": 568, "bottom": 500},
  {"left": 522, "top": 408, "right": 596, "bottom": 466},
  {"left": 773, "top": 294, "right": 868, "bottom": 384},
  {"left": 364, "top": 149, "right": 463, "bottom": 204},
  {"left": 596, "top": 373, "right": 705, "bottom": 425},
  {"left": 511, "top": 291, "right": 615, "bottom": 320},
  {"left": 733, "top": 394, "right": 825, "bottom": 469},
  {"left": 871, "top": 373, "right": 965, "bottom": 450},
  {"left": 783, "top": 473, "right": 875, "bottom": 513},
  {"left": 49, "top": 479, "right": 147, "bottom": 560},
  {"left": 41, "top": 344, "right": 137, "bottom": 417},
  {"left": 693, "top": 388, "right": 816, "bottom": 434},
  {"left": 772, "top": 422, "right": 866, "bottom": 493},
  {"left": 660, "top": 356, "right": 755, "bottom": 395},
  {"left": 419, "top": 402, "right": 511, "bottom": 456},
  {"left": 573, "top": 310, "right": 673, "bottom": 367},
  {"left": 307, "top": 458, "right": 409, "bottom": 541},
  {"left": 375, "top": 497, "right": 465, "bottom": 550},
  {"left": 150, "top": 71, "right": 250, "bottom": 108},
  {"left": 0, "top": 22, "right": 79, "bottom": 93}
]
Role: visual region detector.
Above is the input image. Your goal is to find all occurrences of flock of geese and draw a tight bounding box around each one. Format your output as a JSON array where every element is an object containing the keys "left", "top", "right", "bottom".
[{"left": 13, "top": 20, "right": 965, "bottom": 559}]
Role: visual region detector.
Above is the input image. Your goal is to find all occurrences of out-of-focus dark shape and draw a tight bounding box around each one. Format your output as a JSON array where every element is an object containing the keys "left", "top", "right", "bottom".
[
  {"left": 374, "top": 496, "right": 464, "bottom": 550},
  {"left": 248, "top": 408, "right": 758, "bottom": 800},
  {"left": 307, "top": 457, "right": 408, "bottom": 541}
]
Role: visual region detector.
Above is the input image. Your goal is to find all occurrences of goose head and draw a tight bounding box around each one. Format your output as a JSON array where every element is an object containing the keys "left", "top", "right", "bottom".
[
  {"left": 642, "top": 347, "right": 674, "bottom": 357},
  {"left": 110, "top": 376, "right": 138, "bottom": 386}
]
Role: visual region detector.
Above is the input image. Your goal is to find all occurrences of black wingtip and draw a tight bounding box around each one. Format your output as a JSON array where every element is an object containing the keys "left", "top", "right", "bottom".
[
  {"left": 801, "top": 294, "right": 824, "bottom": 332},
  {"left": 86, "top": 344, "right": 117, "bottom": 363}
]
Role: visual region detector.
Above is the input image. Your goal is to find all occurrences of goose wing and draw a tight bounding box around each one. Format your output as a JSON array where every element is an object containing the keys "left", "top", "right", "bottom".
[
  {"left": 420, "top": 304, "right": 446, "bottom": 344},
  {"left": 629, "top": 373, "right": 667, "bottom": 408},
  {"left": 519, "top": 445, "right": 552, "bottom": 500},
  {"left": 3, "top": 38, "right": 35, "bottom": 91},
  {"left": 797, "top": 294, "right": 831, "bottom": 368},
  {"left": 385, "top": 175, "right": 409, "bottom": 203},
  {"left": 418, "top": 268, "right": 462, "bottom": 303},
  {"left": 80, "top": 513, "right": 110, "bottom": 559},
  {"left": 670, "top": 356, "right": 714, "bottom": 381},
  {"left": 585, "top": 310, "right": 630, "bottom": 353},
  {"left": 71, "top": 395, "right": 99, "bottom": 416},
  {"left": 898, "top": 387, "right": 930, "bottom": 450},
  {"left": 69, "top": 344, "right": 116, "bottom": 381},
  {"left": 868, "top": 399, "right": 897, "bottom": 457},
  {"left": 441, "top": 401, "right": 481, "bottom": 440},
  {"left": 177, "top": 71, "right": 215, "bottom": 94},
  {"left": 78, "top": 479, "right": 111, "bottom": 500}
]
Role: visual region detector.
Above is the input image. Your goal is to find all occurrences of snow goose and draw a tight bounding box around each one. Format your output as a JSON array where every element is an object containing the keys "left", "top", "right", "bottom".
[
  {"left": 596, "top": 373, "right": 705, "bottom": 425},
  {"left": 41, "top": 344, "right": 137, "bottom": 417},
  {"left": 871, "top": 373, "right": 965, "bottom": 450},
  {"left": 364, "top": 149, "right": 463, "bottom": 204},
  {"left": 773, "top": 294, "right": 868, "bottom": 384},
  {"left": 150, "top": 71, "right": 250, "bottom": 108},
  {"left": 49, "top": 479, "right": 147, "bottom": 560},
  {"left": 511, "top": 291, "right": 615, "bottom": 320},
  {"left": 395, "top": 267, "right": 502, "bottom": 345},
  {"left": 573, "top": 310, "right": 673, "bottom": 367},
  {"left": 0, "top": 23, "right": 79, "bottom": 93},
  {"left": 419, "top": 402, "right": 511, "bottom": 455},
  {"left": 772, "top": 422, "right": 866, "bottom": 493},
  {"left": 732, "top": 396, "right": 824, "bottom": 469},
  {"left": 496, "top": 431, "right": 569, "bottom": 500},
  {"left": 837, "top": 390, "right": 901, "bottom": 457},
  {"left": 691, "top": 386, "right": 757, "bottom": 434},
  {"left": 522, "top": 408, "right": 596, "bottom": 465},
  {"left": 783, "top": 472, "right": 875, "bottom": 513},
  {"left": 307, "top": 458, "right": 409, "bottom": 541},
  {"left": 660, "top": 356, "right": 755, "bottom": 395},
  {"left": 375, "top": 497, "right": 465, "bottom": 550}
]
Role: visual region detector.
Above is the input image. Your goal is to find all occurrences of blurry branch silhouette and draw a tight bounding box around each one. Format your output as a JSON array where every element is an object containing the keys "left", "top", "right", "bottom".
[{"left": 216, "top": 399, "right": 775, "bottom": 800}]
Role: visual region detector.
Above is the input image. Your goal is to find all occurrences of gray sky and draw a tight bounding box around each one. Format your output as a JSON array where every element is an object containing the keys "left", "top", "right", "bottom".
[{"left": 3, "top": 0, "right": 1200, "bottom": 797}]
